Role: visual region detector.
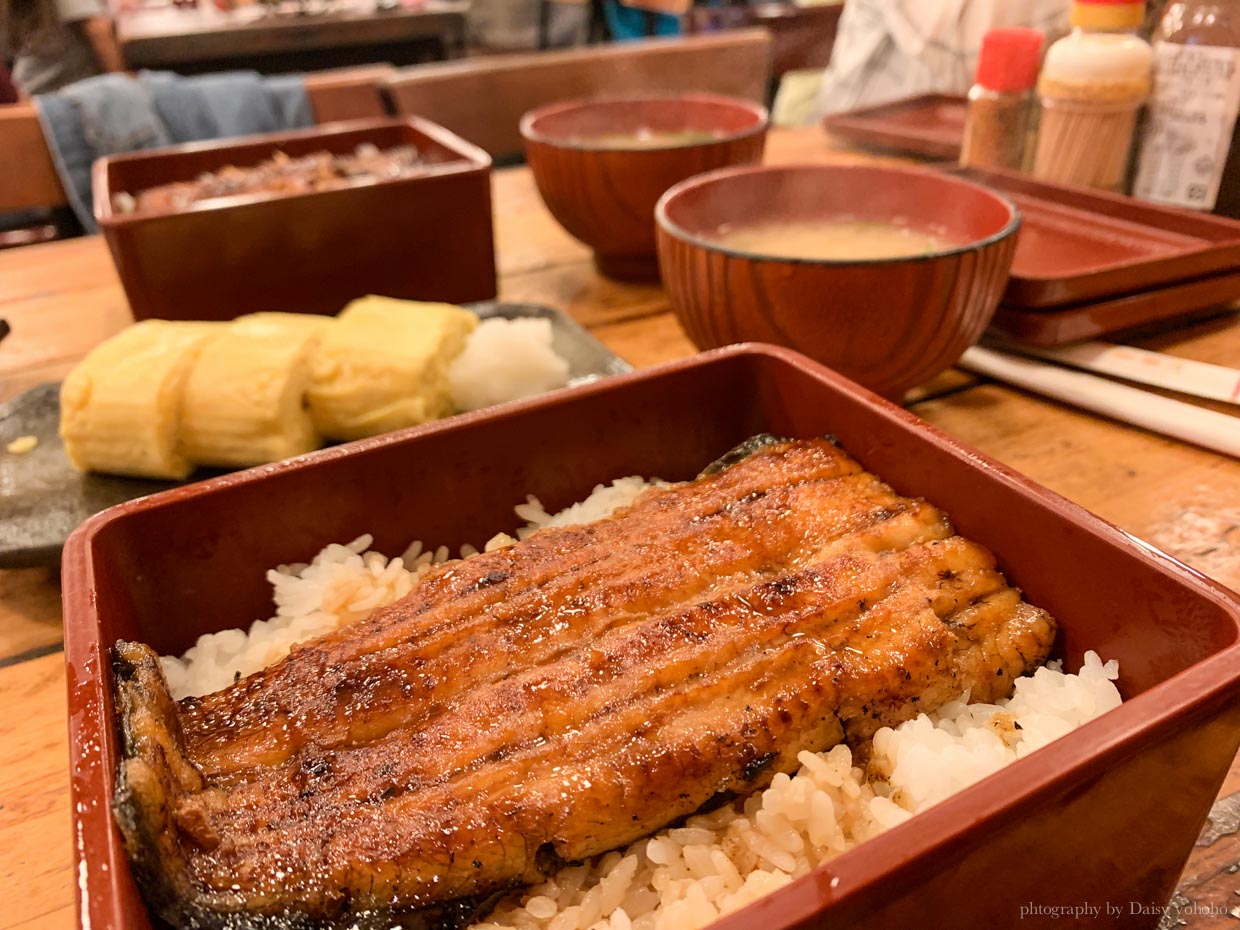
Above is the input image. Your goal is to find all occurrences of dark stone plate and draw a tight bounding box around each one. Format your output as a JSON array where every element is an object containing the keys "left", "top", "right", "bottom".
[{"left": 0, "top": 303, "right": 631, "bottom": 568}]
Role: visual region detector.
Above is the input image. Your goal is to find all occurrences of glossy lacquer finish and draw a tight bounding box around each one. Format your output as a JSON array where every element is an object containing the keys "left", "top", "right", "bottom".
[
  {"left": 821, "top": 92, "right": 969, "bottom": 161},
  {"left": 951, "top": 165, "right": 1240, "bottom": 308},
  {"left": 94, "top": 117, "right": 498, "bottom": 321},
  {"left": 63, "top": 345, "right": 1240, "bottom": 930},
  {"left": 656, "top": 165, "right": 1020, "bottom": 399},
  {"left": 521, "top": 95, "right": 767, "bottom": 281}
]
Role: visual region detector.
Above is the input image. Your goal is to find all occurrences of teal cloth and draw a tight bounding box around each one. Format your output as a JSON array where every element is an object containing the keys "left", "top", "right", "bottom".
[{"left": 604, "top": 1, "right": 681, "bottom": 39}]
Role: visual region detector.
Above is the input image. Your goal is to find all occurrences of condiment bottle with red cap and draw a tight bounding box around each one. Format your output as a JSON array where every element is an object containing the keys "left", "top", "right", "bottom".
[
  {"left": 960, "top": 28, "right": 1045, "bottom": 171},
  {"left": 1031, "top": 0, "right": 1153, "bottom": 191}
]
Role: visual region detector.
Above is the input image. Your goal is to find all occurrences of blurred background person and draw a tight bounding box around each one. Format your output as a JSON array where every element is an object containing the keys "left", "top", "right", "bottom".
[
  {"left": 604, "top": 1, "right": 681, "bottom": 40},
  {"left": 814, "top": 0, "right": 1072, "bottom": 117},
  {"left": 468, "top": 0, "right": 587, "bottom": 52},
  {"left": 0, "top": 61, "right": 19, "bottom": 101},
  {"left": 1, "top": 0, "right": 126, "bottom": 95}
]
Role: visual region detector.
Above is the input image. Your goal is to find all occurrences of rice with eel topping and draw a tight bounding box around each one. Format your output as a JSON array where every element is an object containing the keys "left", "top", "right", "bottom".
[{"left": 158, "top": 476, "right": 1122, "bottom": 930}]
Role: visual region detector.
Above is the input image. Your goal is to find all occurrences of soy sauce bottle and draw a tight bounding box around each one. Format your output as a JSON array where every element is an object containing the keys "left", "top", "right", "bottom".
[{"left": 1132, "top": 1, "right": 1240, "bottom": 217}]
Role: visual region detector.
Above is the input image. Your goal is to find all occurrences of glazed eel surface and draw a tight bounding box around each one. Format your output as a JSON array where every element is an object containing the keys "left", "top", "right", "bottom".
[{"left": 112, "top": 436, "right": 1056, "bottom": 929}]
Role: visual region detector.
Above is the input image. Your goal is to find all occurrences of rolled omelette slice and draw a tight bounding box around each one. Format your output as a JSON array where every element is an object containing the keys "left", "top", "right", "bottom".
[
  {"left": 307, "top": 296, "right": 478, "bottom": 441},
  {"left": 179, "top": 313, "right": 331, "bottom": 469},
  {"left": 59, "top": 320, "right": 222, "bottom": 480},
  {"left": 231, "top": 311, "right": 335, "bottom": 341}
]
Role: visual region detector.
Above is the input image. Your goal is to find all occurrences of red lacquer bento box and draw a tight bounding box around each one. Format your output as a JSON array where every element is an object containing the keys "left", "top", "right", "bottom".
[
  {"left": 62, "top": 345, "right": 1240, "bottom": 930},
  {"left": 93, "top": 117, "right": 497, "bottom": 322}
]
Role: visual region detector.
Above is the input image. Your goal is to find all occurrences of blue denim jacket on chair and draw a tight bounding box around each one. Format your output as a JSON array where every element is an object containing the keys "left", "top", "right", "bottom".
[{"left": 35, "top": 70, "right": 313, "bottom": 233}]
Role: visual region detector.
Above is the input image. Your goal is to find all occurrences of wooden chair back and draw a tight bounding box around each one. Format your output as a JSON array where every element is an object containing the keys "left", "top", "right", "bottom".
[
  {"left": 384, "top": 29, "right": 774, "bottom": 161},
  {"left": 0, "top": 65, "right": 396, "bottom": 216},
  {"left": 303, "top": 63, "right": 395, "bottom": 123},
  {"left": 0, "top": 105, "right": 65, "bottom": 211}
]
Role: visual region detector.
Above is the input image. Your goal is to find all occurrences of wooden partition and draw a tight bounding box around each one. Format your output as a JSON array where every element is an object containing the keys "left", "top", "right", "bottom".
[
  {"left": 304, "top": 63, "right": 395, "bottom": 123},
  {"left": 0, "top": 66, "right": 397, "bottom": 215},
  {"left": 385, "top": 29, "right": 774, "bottom": 160},
  {"left": 0, "top": 105, "right": 67, "bottom": 211}
]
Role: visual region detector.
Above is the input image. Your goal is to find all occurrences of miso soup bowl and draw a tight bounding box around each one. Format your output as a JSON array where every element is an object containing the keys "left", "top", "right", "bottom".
[
  {"left": 521, "top": 94, "right": 768, "bottom": 282},
  {"left": 656, "top": 164, "right": 1021, "bottom": 399}
]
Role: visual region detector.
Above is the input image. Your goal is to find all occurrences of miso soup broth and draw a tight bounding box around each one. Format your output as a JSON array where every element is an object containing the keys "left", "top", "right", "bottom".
[
  {"left": 577, "top": 128, "right": 724, "bottom": 149},
  {"left": 713, "top": 219, "right": 956, "bottom": 261}
]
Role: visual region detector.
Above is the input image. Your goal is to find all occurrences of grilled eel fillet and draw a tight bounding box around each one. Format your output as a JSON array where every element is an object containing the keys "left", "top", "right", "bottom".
[{"left": 112, "top": 436, "right": 1056, "bottom": 930}]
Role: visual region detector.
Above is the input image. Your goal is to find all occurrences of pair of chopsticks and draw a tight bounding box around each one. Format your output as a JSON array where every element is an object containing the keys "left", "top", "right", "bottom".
[{"left": 958, "top": 340, "right": 1240, "bottom": 459}]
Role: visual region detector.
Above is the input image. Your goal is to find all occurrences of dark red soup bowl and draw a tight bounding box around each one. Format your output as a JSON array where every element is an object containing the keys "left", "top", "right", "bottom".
[
  {"left": 521, "top": 94, "right": 768, "bottom": 281},
  {"left": 656, "top": 164, "right": 1021, "bottom": 399}
]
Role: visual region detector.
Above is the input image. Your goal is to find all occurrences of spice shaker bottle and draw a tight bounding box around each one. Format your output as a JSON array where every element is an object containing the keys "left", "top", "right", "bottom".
[
  {"left": 961, "top": 28, "right": 1044, "bottom": 171},
  {"left": 1132, "top": 1, "right": 1240, "bottom": 217},
  {"left": 1032, "top": 0, "right": 1153, "bottom": 191}
]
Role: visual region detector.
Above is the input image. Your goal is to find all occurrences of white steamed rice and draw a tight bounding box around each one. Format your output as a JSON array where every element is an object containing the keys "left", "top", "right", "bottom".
[
  {"left": 471, "top": 653, "right": 1121, "bottom": 930},
  {"left": 158, "top": 476, "right": 1123, "bottom": 930}
]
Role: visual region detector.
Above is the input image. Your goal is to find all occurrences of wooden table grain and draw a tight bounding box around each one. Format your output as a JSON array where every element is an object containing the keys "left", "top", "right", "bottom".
[{"left": 0, "top": 127, "right": 1237, "bottom": 930}]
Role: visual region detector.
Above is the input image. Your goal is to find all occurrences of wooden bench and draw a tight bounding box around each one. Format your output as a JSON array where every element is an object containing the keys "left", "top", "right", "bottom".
[{"left": 385, "top": 29, "right": 773, "bottom": 161}]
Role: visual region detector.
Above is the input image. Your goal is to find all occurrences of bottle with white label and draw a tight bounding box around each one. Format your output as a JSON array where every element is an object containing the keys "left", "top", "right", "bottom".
[{"left": 1132, "top": 2, "right": 1240, "bottom": 216}]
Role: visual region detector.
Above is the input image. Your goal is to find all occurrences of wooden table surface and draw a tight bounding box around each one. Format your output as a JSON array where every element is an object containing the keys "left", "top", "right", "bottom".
[
  {"left": 1, "top": 127, "right": 1239, "bottom": 928},
  {"left": 117, "top": 0, "right": 468, "bottom": 70}
]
